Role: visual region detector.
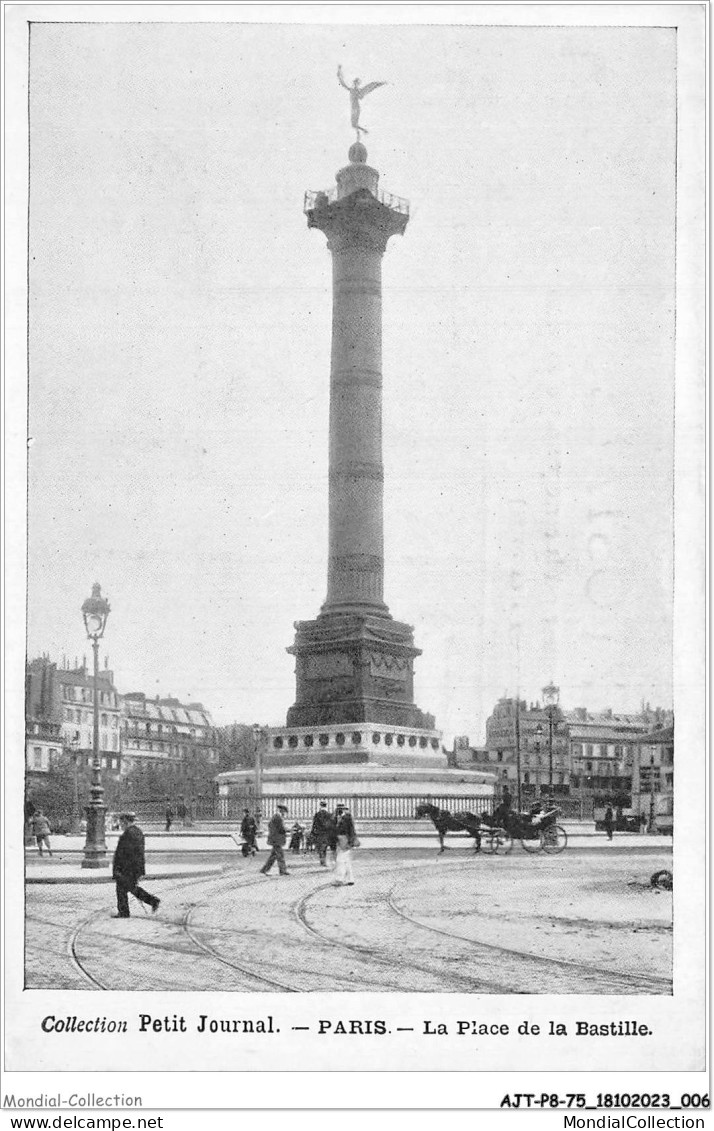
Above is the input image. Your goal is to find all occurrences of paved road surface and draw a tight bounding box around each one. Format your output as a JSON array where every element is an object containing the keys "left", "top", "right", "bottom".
[{"left": 25, "top": 849, "right": 672, "bottom": 994}]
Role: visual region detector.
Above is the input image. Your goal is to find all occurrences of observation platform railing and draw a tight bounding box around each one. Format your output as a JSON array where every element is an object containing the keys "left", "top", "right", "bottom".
[{"left": 304, "top": 187, "right": 410, "bottom": 216}]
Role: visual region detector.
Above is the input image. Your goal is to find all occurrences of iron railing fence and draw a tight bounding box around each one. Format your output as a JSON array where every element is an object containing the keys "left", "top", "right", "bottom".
[
  {"left": 123, "top": 794, "right": 491, "bottom": 825},
  {"left": 304, "top": 187, "right": 410, "bottom": 216},
  {"left": 28, "top": 792, "right": 589, "bottom": 831}
]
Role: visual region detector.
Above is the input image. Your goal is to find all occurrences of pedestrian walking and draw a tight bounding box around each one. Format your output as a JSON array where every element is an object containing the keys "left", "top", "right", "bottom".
[
  {"left": 603, "top": 804, "right": 614, "bottom": 841},
  {"left": 260, "top": 804, "right": 290, "bottom": 876},
  {"left": 333, "top": 803, "right": 358, "bottom": 886},
  {"left": 31, "top": 809, "right": 53, "bottom": 857},
  {"left": 310, "top": 801, "right": 335, "bottom": 866},
  {"left": 165, "top": 801, "right": 174, "bottom": 832},
  {"left": 111, "top": 812, "right": 160, "bottom": 918},
  {"left": 289, "top": 821, "right": 305, "bottom": 854},
  {"left": 176, "top": 798, "right": 188, "bottom": 828},
  {"left": 240, "top": 808, "right": 258, "bottom": 856}
]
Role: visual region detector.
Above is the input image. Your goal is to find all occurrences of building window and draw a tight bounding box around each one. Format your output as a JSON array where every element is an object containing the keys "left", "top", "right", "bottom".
[
  {"left": 33, "top": 747, "right": 43, "bottom": 768},
  {"left": 101, "top": 713, "right": 107, "bottom": 726},
  {"left": 586, "top": 745, "right": 594, "bottom": 757}
]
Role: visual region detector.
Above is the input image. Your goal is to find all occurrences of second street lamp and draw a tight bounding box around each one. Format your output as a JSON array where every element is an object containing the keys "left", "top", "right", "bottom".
[
  {"left": 542, "top": 683, "right": 560, "bottom": 806},
  {"left": 80, "top": 583, "right": 111, "bottom": 869}
]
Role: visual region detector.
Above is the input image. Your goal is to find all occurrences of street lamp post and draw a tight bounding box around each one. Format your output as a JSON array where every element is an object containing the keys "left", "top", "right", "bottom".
[
  {"left": 513, "top": 698, "right": 522, "bottom": 811},
  {"left": 542, "top": 683, "right": 560, "bottom": 806},
  {"left": 547, "top": 709, "right": 555, "bottom": 803},
  {"left": 70, "top": 733, "right": 81, "bottom": 835},
  {"left": 648, "top": 748, "right": 656, "bottom": 834},
  {"left": 80, "top": 583, "right": 111, "bottom": 869},
  {"left": 252, "top": 724, "right": 264, "bottom": 813},
  {"left": 534, "top": 724, "right": 544, "bottom": 800}
]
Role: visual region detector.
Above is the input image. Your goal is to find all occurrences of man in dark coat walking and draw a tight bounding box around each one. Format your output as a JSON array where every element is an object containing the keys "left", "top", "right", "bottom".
[
  {"left": 310, "top": 801, "right": 335, "bottom": 866},
  {"left": 260, "top": 804, "right": 290, "bottom": 875},
  {"left": 112, "top": 812, "right": 160, "bottom": 918},
  {"left": 603, "top": 804, "right": 615, "bottom": 841},
  {"left": 240, "top": 808, "right": 258, "bottom": 856}
]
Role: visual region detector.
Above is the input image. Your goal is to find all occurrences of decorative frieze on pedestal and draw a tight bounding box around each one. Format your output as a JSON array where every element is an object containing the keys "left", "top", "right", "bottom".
[
  {"left": 286, "top": 612, "right": 434, "bottom": 729},
  {"left": 266, "top": 721, "right": 444, "bottom": 769}
]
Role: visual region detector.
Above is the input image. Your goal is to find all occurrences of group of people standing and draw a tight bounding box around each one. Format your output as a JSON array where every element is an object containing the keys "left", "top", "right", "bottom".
[
  {"left": 241, "top": 801, "right": 359, "bottom": 886},
  {"left": 164, "top": 799, "right": 190, "bottom": 831}
]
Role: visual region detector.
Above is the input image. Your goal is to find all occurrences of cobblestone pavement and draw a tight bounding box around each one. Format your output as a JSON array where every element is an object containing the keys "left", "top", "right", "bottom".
[{"left": 25, "top": 849, "right": 672, "bottom": 994}]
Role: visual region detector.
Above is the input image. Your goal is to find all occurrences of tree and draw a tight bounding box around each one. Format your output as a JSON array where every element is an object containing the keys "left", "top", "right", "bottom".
[{"left": 215, "top": 724, "right": 256, "bottom": 772}]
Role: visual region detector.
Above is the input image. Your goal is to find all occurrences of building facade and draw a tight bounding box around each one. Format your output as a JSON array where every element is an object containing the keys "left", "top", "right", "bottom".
[
  {"left": 26, "top": 657, "right": 122, "bottom": 777},
  {"left": 566, "top": 708, "right": 644, "bottom": 807},
  {"left": 120, "top": 693, "right": 218, "bottom": 793},
  {"left": 630, "top": 726, "right": 674, "bottom": 833},
  {"left": 26, "top": 658, "right": 219, "bottom": 805},
  {"left": 25, "top": 718, "right": 63, "bottom": 776},
  {"left": 482, "top": 689, "right": 674, "bottom": 815},
  {"left": 484, "top": 689, "right": 571, "bottom": 799}
]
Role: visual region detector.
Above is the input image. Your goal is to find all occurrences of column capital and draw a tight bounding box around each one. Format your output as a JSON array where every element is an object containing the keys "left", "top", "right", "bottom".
[{"left": 307, "top": 189, "right": 408, "bottom": 255}]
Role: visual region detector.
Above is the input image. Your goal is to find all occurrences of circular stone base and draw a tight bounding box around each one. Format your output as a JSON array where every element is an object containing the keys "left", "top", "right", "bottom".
[{"left": 264, "top": 721, "right": 447, "bottom": 769}]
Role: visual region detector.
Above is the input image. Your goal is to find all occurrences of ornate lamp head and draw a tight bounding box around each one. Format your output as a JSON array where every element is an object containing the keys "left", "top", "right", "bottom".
[
  {"left": 81, "top": 582, "right": 111, "bottom": 640},
  {"left": 542, "top": 682, "right": 560, "bottom": 708}
]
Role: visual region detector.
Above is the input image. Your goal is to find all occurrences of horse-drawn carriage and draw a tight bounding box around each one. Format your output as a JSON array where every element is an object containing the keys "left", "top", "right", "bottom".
[
  {"left": 481, "top": 805, "right": 567, "bottom": 855},
  {"left": 415, "top": 801, "right": 567, "bottom": 855}
]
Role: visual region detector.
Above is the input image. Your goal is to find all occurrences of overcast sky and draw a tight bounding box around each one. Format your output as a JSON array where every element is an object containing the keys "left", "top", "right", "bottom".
[{"left": 26, "top": 19, "right": 676, "bottom": 741}]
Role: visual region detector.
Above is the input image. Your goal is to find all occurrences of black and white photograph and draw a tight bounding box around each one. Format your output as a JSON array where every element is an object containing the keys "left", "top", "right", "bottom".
[{"left": 3, "top": 0, "right": 706, "bottom": 1097}]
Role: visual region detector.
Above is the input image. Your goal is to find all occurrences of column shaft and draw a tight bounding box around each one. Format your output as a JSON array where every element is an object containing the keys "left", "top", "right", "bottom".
[{"left": 324, "top": 242, "right": 387, "bottom": 613}]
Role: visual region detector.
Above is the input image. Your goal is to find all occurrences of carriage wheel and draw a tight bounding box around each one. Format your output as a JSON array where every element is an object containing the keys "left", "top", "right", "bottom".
[
  {"left": 483, "top": 830, "right": 512, "bottom": 855},
  {"left": 494, "top": 831, "right": 513, "bottom": 855},
  {"left": 520, "top": 834, "right": 542, "bottom": 853},
  {"left": 542, "top": 825, "right": 567, "bottom": 854}
]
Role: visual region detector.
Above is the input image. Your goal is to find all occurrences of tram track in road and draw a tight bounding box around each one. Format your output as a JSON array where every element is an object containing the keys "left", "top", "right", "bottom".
[
  {"left": 66, "top": 868, "right": 297, "bottom": 992},
  {"left": 67, "top": 909, "right": 112, "bottom": 989},
  {"left": 181, "top": 896, "right": 300, "bottom": 993},
  {"left": 385, "top": 884, "right": 673, "bottom": 995},
  {"left": 292, "top": 865, "right": 515, "bottom": 993},
  {"left": 51, "top": 853, "right": 673, "bottom": 994}
]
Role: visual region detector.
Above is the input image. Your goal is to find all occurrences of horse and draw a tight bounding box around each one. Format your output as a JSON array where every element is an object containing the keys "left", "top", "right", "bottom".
[{"left": 415, "top": 802, "right": 482, "bottom": 853}]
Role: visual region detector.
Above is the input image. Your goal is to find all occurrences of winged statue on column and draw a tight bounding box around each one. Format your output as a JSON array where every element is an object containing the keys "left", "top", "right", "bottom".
[{"left": 337, "top": 65, "right": 387, "bottom": 139}]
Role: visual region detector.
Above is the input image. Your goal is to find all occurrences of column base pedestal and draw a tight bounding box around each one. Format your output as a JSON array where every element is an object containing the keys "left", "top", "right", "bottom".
[{"left": 286, "top": 611, "right": 434, "bottom": 730}]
